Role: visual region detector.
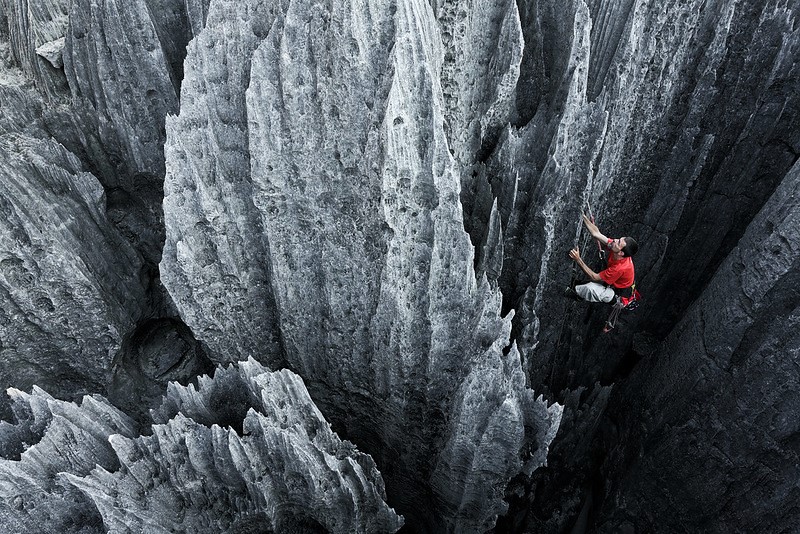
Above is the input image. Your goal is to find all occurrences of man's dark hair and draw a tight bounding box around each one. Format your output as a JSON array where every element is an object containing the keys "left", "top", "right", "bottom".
[{"left": 622, "top": 237, "right": 639, "bottom": 257}]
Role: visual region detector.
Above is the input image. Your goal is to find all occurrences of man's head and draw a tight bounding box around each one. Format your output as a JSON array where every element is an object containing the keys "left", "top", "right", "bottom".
[
  {"left": 610, "top": 237, "right": 639, "bottom": 257},
  {"left": 622, "top": 237, "right": 638, "bottom": 257}
]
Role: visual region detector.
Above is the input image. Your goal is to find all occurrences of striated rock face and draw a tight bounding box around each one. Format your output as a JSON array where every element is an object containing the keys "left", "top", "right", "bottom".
[
  {"left": 1, "top": 360, "right": 402, "bottom": 533},
  {"left": 0, "top": 0, "right": 70, "bottom": 97},
  {"left": 473, "top": 0, "right": 800, "bottom": 530},
  {"left": 0, "top": 1, "right": 215, "bottom": 413},
  {"left": 0, "top": 63, "right": 146, "bottom": 399},
  {"left": 161, "top": 0, "right": 562, "bottom": 530},
  {"left": 62, "top": 0, "right": 181, "bottom": 186},
  {"left": 0, "top": 386, "right": 138, "bottom": 533},
  {"left": 76, "top": 359, "right": 402, "bottom": 533},
  {"left": 595, "top": 160, "right": 800, "bottom": 533}
]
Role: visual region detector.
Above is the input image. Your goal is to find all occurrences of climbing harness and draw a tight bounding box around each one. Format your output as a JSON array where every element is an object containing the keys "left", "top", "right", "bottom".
[{"left": 602, "top": 284, "right": 641, "bottom": 333}]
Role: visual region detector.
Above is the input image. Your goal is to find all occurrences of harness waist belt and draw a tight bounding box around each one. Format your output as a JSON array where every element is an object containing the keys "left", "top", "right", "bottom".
[{"left": 611, "top": 285, "right": 634, "bottom": 299}]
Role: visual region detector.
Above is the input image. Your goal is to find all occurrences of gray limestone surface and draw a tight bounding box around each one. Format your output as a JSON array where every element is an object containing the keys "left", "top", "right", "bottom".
[
  {"left": 595, "top": 159, "right": 800, "bottom": 533},
  {"left": 0, "top": 0, "right": 798, "bottom": 532},
  {"left": 0, "top": 58, "right": 146, "bottom": 399},
  {"left": 70, "top": 359, "right": 403, "bottom": 533},
  {"left": 0, "top": 360, "right": 401, "bottom": 533},
  {"left": 161, "top": 0, "right": 562, "bottom": 530}
]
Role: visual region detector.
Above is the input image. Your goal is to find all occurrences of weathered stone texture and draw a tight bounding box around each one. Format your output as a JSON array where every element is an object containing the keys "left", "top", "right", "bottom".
[
  {"left": 596, "top": 158, "right": 800, "bottom": 533},
  {"left": 70, "top": 360, "right": 403, "bottom": 533},
  {"left": 0, "top": 69, "right": 146, "bottom": 398},
  {"left": 1, "top": 0, "right": 798, "bottom": 531},
  {"left": 0, "top": 387, "right": 138, "bottom": 533},
  {"left": 62, "top": 0, "right": 181, "bottom": 186},
  {"left": 0, "top": 0, "right": 70, "bottom": 97},
  {"left": 472, "top": 0, "right": 800, "bottom": 530},
  {"left": 161, "top": 0, "right": 561, "bottom": 530},
  {"left": 161, "top": 0, "right": 285, "bottom": 366},
  {"left": 0, "top": 361, "right": 401, "bottom": 533}
]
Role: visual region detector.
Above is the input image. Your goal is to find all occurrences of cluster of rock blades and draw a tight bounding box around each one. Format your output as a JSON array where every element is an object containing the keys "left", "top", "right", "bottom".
[
  {"left": 0, "top": 360, "right": 403, "bottom": 532},
  {"left": 1, "top": 0, "right": 799, "bottom": 532}
]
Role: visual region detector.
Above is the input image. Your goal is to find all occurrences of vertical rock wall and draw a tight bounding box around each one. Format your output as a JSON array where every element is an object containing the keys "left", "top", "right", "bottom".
[
  {"left": 475, "top": 0, "right": 800, "bottom": 530},
  {"left": 0, "top": 0, "right": 797, "bottom": 531},
  {"left": 0, "top": 0, "right": 70, "bottom": 97},
  {"left": 597, "top": 159, "right": 800, "bottom": 533},
  {"left": 62, "top": 0, "right": 185, "bottom": 186},
  {"left": 0, "top": 64, "right": 146, "bottom": 399},
  {"left": 161, "top": 0, "right": 286, "bottom": 366}
]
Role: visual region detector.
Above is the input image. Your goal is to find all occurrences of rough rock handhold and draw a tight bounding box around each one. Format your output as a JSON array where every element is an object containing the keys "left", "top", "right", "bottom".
[
  {"left": 35, "top": 36, "right": 65, "bottom": 69},
  {"left": 68, "top": 359, "right": 404, "bottom": 533}
]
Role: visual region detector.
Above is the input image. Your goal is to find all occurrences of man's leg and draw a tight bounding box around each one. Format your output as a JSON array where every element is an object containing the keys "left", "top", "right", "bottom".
[{"left": 575, "top": 282, "right": 615, "bottom": 303}]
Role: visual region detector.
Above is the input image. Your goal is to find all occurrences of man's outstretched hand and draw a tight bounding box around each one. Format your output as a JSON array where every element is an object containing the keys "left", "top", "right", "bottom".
[
  {"left": 582, "top": 213, "right": 597, "bottom": 232},
  {"left": 569, "top": 247, "right": 582, "bottom": 263}
]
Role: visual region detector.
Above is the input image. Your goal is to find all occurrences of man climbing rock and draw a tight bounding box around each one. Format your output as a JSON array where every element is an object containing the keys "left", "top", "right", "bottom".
[{"left": 565, "top": 214, "right": 638, "bottom": 302}]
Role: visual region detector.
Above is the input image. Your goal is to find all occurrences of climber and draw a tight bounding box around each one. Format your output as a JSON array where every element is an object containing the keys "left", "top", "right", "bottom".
[{"left": 564, "top": 213, "right": 638, "bottom": 302}]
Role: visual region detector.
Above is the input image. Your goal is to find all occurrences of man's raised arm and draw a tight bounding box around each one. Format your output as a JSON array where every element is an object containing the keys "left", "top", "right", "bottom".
[{"left": 582, "top": 213, "right": 609, "bottom": 245}]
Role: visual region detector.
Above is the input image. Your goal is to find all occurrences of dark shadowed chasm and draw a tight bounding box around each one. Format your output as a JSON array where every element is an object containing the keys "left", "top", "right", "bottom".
[{"left": 0, "top": 0, "right": 798, "bottom": 533}]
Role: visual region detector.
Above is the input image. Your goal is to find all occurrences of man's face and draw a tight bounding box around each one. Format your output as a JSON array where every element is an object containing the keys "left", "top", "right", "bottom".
[{"left": 611, "top": 237, "right": 627, "bottom": 255}]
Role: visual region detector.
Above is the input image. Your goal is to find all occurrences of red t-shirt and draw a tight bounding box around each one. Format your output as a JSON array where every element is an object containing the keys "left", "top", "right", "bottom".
[{"left": 599, "top": 238, "right": 635, "bottom": 288}]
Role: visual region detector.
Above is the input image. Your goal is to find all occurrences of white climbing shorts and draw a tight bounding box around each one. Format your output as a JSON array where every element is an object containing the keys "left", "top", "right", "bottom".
[{"left": 575, "top": 282, "right": 616, "bottom": 303}]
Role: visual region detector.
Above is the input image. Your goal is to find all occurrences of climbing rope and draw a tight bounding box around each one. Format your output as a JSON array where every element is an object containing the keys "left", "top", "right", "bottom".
[{"left": 602, "top": 297, "right": 625, "bottom": 333}]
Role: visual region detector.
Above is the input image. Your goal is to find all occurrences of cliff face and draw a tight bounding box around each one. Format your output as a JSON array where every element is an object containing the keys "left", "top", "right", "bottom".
[
  {"left": 0, "top": 61, "right": 146, "bottom": 399},
  {"left": 596, "top": 156, "right": 800, "bottom": 534},
  {"left": 489, "top": 0, "right": 800, "bottom": 530},
  {"left": 0, "top": 0, "right": 798, "bottom": 532}
]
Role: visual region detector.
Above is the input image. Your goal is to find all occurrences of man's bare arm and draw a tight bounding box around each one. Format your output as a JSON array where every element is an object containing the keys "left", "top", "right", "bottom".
[
  {"left": 582, "top": 214, "right": 609, "bottom": 245},
  {"left": 569, "top": 247, "right": 603, "bottom": 282}
]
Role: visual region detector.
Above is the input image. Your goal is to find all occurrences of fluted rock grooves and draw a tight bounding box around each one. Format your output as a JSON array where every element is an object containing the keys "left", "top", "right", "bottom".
[
  {"left": 0, "top": 361, "right": 402, "bottom": 532},
  {"left": 0, "top": 0, "right": 799, "bottom": 532},
  {"left": 161, "top": 0, "right": 561, "bottom": 530}
]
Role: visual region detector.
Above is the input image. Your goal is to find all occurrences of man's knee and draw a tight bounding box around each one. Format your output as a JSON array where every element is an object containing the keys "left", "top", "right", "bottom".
[
  {"left": 576, "top": 282, "right": 615, "bottom": 303},
  {"left": 575, "top": 283, "right": 597, "bottom": 302}
]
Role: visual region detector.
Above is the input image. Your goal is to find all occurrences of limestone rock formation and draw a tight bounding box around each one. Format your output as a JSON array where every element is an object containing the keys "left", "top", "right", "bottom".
[
  {"left": 0, "top": 386, "right": 138, "bottom": 533},
  {"left": 71, "top": 360, "right": 403, "bottom": 533},
  {"left": 62, "top": 0, "right": 181, "bottom": 186},
  {"left": 0, "top": 0, "right": 798, "bottom": 531},
  {"left": 0, "top": 61, "right": 146, "bottom": 399},
  {"left": 0, "top": 0, "right": 70, "bottom": 97},
  {"left": 477, "top": 0, "right": 800, "bottom": 530},
  {"left": 595, "top": 160, "right": 800, "bottom": 533},
  {"left": 0, "top": 360, "right": 402, "bottom": 533},
  {"left": 161, "top": 0, "right": 562, "bottom": 530}
]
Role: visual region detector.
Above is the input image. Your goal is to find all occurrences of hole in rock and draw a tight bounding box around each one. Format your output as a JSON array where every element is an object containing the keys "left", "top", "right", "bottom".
[{"left": 108, "top": 318, "right": 214, "bottom": 423}]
